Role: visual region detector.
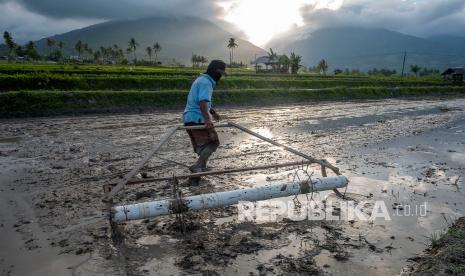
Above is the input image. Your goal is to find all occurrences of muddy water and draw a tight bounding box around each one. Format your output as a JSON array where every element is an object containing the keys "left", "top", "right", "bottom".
[{"left": 1, "top": 98, "right": 464, "bottom": 275}]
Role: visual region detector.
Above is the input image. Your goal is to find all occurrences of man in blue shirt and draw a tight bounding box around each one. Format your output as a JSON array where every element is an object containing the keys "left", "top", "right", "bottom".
[{"left": 183, "top": 60, "right": 227, "bottom": 177}]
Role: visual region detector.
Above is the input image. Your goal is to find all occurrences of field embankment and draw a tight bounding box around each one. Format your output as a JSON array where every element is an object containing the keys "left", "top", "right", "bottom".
[
  {"left": 2, "top": 87, "right": 465, "bottom": 116},
  {"left": 0, "top": 63, "right": 463, "bottom": 116},
  {"left": 402, "top": 217, "right": 465, "bottom": 275}
]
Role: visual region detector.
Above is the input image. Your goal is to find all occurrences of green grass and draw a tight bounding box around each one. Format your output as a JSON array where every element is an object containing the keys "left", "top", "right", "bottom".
[
  {"left": 0, "top": 63, "right": 460, "bottom": 116},
  {"left": 429, "top": 231, "right": 444, "bottom": 248},
  {"left": 0, "top": 63, "right": 449, "bottom": 92},
  {"left": 0, "top": 73, "right": 449, "bottom": 91},
  {"left": 0, "top": 63, "right": 252, "bottom": 76},
  {"left": 412, "top": 218, "right": 465, "bottom": 276},
  {"left": 450, "top": 265, "right": 465, "bottom": 276},
  {"left": 1, "top": 86, "right": 464, "bottom": 115},
  {"left": 0, "top": 62, "right": 443, "bottom": 79},
  {"left": 448, "top": 227, "right": 465, "bottom": 240}
]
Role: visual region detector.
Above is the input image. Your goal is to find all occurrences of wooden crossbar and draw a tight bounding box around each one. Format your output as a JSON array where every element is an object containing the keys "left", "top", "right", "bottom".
[
  {"left": 124, "top": 160, "right": 314, "bottom": 185},
  {"left": 103, "top": 121, "right": 343, "bottom": 201}
]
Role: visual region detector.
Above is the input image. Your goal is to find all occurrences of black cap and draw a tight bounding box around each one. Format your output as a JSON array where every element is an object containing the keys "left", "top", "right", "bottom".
[{"left": 207, "top": 60, "right": 228, "bottom": 76}]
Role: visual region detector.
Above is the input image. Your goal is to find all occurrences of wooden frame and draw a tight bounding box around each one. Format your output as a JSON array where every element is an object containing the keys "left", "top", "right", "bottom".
[{"left": 103, "top": 122, "right": 344, "bottom": 202}]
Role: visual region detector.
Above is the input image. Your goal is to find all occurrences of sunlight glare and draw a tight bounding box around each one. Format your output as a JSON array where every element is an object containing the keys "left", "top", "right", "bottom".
[{"left": 219, "top": 0, "right": 344, "bottom": 46}]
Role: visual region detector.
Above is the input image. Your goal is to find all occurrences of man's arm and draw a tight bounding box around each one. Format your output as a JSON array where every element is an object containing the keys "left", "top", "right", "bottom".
[{"left": 200, "top": 100, "right": 214, "bottom": 129}]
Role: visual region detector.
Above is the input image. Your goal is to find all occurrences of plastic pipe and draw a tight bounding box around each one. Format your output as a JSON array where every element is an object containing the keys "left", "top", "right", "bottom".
[{"left": 112, "top": 175, "right": 349, "bottom": 222}]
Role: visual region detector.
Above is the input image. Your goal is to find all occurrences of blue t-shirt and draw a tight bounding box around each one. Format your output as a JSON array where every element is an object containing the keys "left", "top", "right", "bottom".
[{"left": 182, "top": 73, "right": 216, "bottom": 123}]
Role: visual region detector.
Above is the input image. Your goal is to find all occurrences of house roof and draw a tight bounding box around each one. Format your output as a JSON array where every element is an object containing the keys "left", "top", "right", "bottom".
[
  {"left": 441, "top": 67, "right": 465, "bottom": 75},
  {"left": 253, "top": 55, "right": 281, "bottom": 64}
]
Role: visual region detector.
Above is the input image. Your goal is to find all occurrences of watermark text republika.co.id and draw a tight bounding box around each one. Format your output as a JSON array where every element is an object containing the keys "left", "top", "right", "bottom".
[{"left": 237, "top": 199, "right": 428, "bottom": 223}]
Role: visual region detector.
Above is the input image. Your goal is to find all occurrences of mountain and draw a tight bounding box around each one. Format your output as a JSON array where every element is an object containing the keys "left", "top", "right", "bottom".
[
  {"left": 426, "top": 35, "right": 465, "bottom": 53},
  {"left": 271, "top": 27, "right": 465, "bottom": 71},
  {"left": 34, "top": 16, "right": 266, "bottom": 65},
  {"left": 0, "top": 44, "right": 7, "bottom": 56}
]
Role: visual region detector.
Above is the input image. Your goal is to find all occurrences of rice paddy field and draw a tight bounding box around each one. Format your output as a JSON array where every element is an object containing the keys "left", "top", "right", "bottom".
[
  {"left": 0, "top": 62, "right": 464, "bottom": 116},
  {"left": 1, "top": 62, "right": 465, "bottom": 275}
]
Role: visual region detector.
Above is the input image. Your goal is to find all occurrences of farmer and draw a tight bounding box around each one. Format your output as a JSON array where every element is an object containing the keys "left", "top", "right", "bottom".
[{"left": 182, "top": 60, "right": 227, "bottom": 175}]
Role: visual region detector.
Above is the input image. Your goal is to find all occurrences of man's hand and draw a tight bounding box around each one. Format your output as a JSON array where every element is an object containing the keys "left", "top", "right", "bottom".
[
  {"left": 210, "top": 108, "right": 221, "bottom": 122},
  {"left": 205, "top": 118, "right": 214, "bottom": 129},
  {"left": 212, "top": 112, "right": 221, "bottom": 121}
]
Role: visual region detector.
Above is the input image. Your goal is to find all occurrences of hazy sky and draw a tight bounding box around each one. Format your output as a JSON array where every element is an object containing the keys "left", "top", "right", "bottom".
[{"left": 1, "top": 0, "right": 465, "bottom": 45}]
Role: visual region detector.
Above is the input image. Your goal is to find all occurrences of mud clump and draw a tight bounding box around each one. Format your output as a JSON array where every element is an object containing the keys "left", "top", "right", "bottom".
[
  {"left": 176, "top": 220, "right": 265, "bottom": 272},
  {"left": 272, "top": 253, "right": 323, "bottom": 275}
]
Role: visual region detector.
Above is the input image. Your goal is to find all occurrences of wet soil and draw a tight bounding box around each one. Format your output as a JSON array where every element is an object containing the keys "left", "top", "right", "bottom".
[{"left": 1, "top": 98, "right": 465, "bottom": 275}]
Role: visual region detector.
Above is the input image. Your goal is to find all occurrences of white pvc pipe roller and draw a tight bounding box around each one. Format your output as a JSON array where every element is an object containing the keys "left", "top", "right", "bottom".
[{"left": 112, "top": 175, "right": 348, "bottom": 222}]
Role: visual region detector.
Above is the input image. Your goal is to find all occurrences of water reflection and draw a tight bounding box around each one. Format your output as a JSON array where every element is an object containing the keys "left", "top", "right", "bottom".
[{"left": 252, "top": 127, "right": 274, "bottom": 139}]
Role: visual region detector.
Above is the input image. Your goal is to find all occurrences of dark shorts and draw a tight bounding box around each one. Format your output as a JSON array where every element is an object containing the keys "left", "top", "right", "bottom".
[{"left": 184, "top": 122, "right": 220, "bottom": 154}]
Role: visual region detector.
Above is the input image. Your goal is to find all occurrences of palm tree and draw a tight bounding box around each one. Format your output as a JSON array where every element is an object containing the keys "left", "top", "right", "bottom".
[
  {"left": 200, "top": 56, "right": 208, "bottom": 67},
  {"left": 75, "top": 40, "right": 84, "bottom": 60},
  {"left": 99, "top": 46, "right": 106, "bottom": 61},
  {"left": 117, "top": 49, "right": 124, "bottom": 64},
  {"left": 93, "top": 50, "right": 102, "bottom": 63},
  {"left": 227, "top": 37, "right": 238, "bottom": 75},
  {"left": 268, "top": 48, "right": 278, "bottom": 60},
  {"left": 82, "top": 43, "right": 90, "bottom": 60},
  {"left": 267, "top": 48, "right": 279, "bottom": 72},
  {"left": 46, "top": 38, "right": 56, "bottom": 57},
  {"left": 3, "top": 31, "right": 16, "bottom": 61},
  {"left": 86, "top": 47, "right": 93, "bottom": 61},
  {"left": 279, "top": 54, "right": 290, "bottom": 74},
  {"left": 57, "top": 41, "right": 64, "bottom": 62},
  {"left": 153, "top": 42, "right": 162, "bottom": 64},
  {"left": 128, "top": 38, "right": 138, "bottom": 64},
  {"left": 126, "top": 47, "right": 132, "bottom": 59},
  {"left": 107, "top": 48, "right": 113, "bottom": 63},
  {"left": 25, "top": 41, "right": 40, "bottom": 60},
  {"left": 146, "top": 46, "right": 153, "bottom": 63},
  {"left": 410, "top": 64, "right": 421, "bottom": 77},
  {"left": 191, "top": 54, "right": 198, "bottom": 68},
  {"left": 317, "top": 58, "right": 329, "bottom": 75},
  {"left": 290, "top": 52, "right": 302, "bottom": 74},
  {"left": 112, "top": 44, "right": 117, "bottom": 61},
  {"left": 191, "top": 54, "right": 208, "bottom": 68},
  {"left": 109, "top": 44, "right": 120, "bottom": 64}
]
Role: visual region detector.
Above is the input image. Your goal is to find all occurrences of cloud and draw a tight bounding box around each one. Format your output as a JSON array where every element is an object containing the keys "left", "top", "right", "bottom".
[
  {"left": 0, "top": 1, "right": 103, "bottom": 43},
  {"left": 299, "top": 0, "right": 465, "bottom": 37},
  {"left": 1, "top": 0, "right": 465, "bottom": 45},
  {"left": 10, "top": 0, "right": 218, "bottom": 20},
  {"left": 0, "top": 0, "right": 225, "bottom": 43}
]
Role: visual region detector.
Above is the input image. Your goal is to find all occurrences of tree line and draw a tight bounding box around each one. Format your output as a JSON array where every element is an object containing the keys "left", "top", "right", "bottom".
[
  {"left": 2, "top": 31, "right": 163, "bottom": 65},
  {"left": 3, "top": 31, "right": 442, "bottom": 76},
  {"left": 3, "top": 31, "right": 41, "bottom": 61},
  {"left": 2, "top": 32, "right": 304, "bottom": 74},
  {"left": 365, "top": 65, "right": 439, "bottom": 77}
]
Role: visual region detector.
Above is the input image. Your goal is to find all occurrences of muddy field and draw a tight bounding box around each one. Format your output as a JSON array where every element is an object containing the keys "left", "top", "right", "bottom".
[{"left": 1, "top": 98, "right": 465, "bottom": 276}]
